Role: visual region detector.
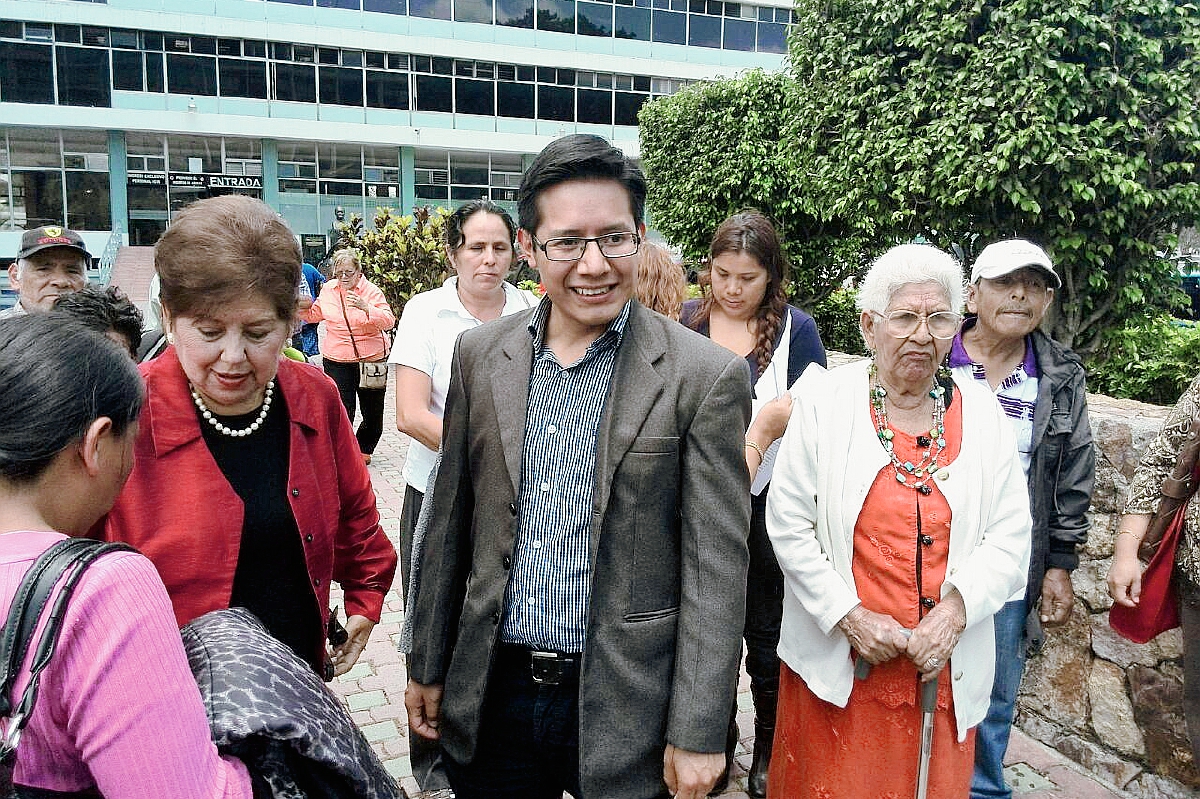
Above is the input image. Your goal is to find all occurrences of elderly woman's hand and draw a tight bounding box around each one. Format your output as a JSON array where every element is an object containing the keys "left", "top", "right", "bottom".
[
  {"left": 907, "top": 589, "right": 967, "bottom": 682},
  {"left": 837, "top": 604, "right": 911, "bottom": 665},
  {"left": 750, "top": 394, "right": 793, "bottom": 448},
  {"left": 331, "top": 614, "right": 376, "bottom": 675}
]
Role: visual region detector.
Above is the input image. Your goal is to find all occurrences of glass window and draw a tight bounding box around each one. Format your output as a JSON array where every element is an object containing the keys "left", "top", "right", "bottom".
[
  {"left": 651, "top": 10, "right": 685, "bottom": 43},
  {"left": 54, "top": 25, "right": 82, "bottom": 44},
  {"left": 217, "top": 38, "right": 240, "bottom": 56},
  {"left": 633, "top": 74, "right": 650, "bottom": 91},
  {"left": 537, "top": 85, "right": 573, "bottom": 121},
  {"left": 577, "top": 88, "right": 611, "bottom": 124},
  {"left": 415, "top": 184, "right": 449, "bottom": 201},
  {"left": 366, "top": 51, "right": 386, "bottom": 68},
  {"left": 273, "top": 63, "right": 316, "bottom": 102},
  {"left": 81, "top": 27, "right": 108, "bottom": 47},
  {"left": 497, "top": 0, "right": 534, "bottom": 27},
  {"left": 688, "top": 14, "right": 721, "bottom": 46},
  {"left": 722, "top": 17, "right": 754, "bottom": 50},
  {"left": 127, "top": 133, "right": 166, "bottom": 158},
  {"left": 57, "top": 47, "right": 111, "bottom": 107},
  {"left": 387, "top": 53, "right": 409, "bottom": 69},
  {"left": 518, "top": 65, "right": 536, "bottom": 82},
  {"left": 537, "top": 66, "right": 555, "bottom": 83},
  {"left": 706, "top": 0, "right": 721, "bottom": 14},
  {"left": 220, "top": 59, "right": 268, "bottom": 99},
  {"left": 364, "top": 0, "right": 407, "bottom": 12},
  {"left": 451, "top": 186, "right": 489, "bottom": 201},
  {"left": 0, "top": 42, "right": 53, "bottom": 104},
  {"left": 61, "top": 130, "right": 107, "bottom": 159},
  {"left": 477, "top": 62, "right": 494, "bottom": 79},
  {"left": 272, "top": 43, "right": 293, "bottom": 61},
  {"left": 167, "top": 54, "right": 217, "bottom": 96},
  {"left": 113, "top": 50, "right": 144, "bottom": 91},
  {"left": 342, "top": 50, "right": 362, "bottom": 67},
  {"left": 412, "top": 55, "right": 432, "bottom": 72},
  {"left": 224, "top": 136, "right": 261, "bottom": 160},
  {"left": 66, "top": 171, "right": 111, "bottom": 230},
  {"left": 410, "top": 0, "right": 452, "bottom": 18},
  {"left": 363, "top": 144, "right": 399, "bottom": 167},
  {"left": 168, "top": 135, "right": 221, "bottom": 173},
  {"left": 320, "top": 181, "right": 361, "bottom": 196},
  {"left": 557, "top": 68, "right": 575, "bottom": 86},
  {"left": 577, "top": 2, "right": 612, "bottom": 35},
  {"left": 318, "top": 47, "right": 339, "bottom": 65},
  {"left": 450, "top": 159, "right": 488, "bottom": 186},
  {"left": 190, "top": 37, "right": 216, "bottom": 55},
  {"left": 294, "top": 45, "right": 315, "bottom": 63},
  {"left": 319, "top": 66, "right": 363, "bottom": 106},
  {"left": 537, "top": 0, "right": 575, "bottom": 32},
  {"left": 455, "top": 59, "right": 474, "bottom": 77},
  {"left": 366, "top": 70, "right": 409, "bottom": 109},
  {"left": 319, "top": 144, "right": 363, "bottom": 180},
  {"left": 0, "top": 21, "right": 21, "bottom": 39},
  {"left": 318, "top": 0, "right": 361, "bottom": 7},
  {"left": 415, "top": 74, "right": 452, "bottom": 112},
  {"left": 244, "top": 40, "right": 267, "bottom": 58},
  {"left": 614, "top": 90, "right": 646, "bottom": 125},
  {"left": 13, "top": 170, "right": 64, "bottom": 229},
  {"left": 432, "top": 57, "right": 453, "bottom": 75},
  {"left": 757, "top": 21, "right": 786, "bottom": 53},
  {"left": 166, "top": 35, "right": 191, "bottom": 52},
  {"left": 496, "top": 81, "right": 534, "bottom": 118},
  {"left": 146, "top": 52, "right": 164, "bottom": 92},
  {"left": 455, "top": 0, "right": 494, "bottom": 23},
  {"left": 141, "top": 32, "right": 164, "bottom": 51},
  {"left": 9, "top": 129, "right": 60, "bottom": 167},
  {"left": 614, "top": 6, "right": 650, "bottom": 39},
  {"left": 23, "top": 24, "right": 53, "bottom": 43},
  {"left": 455, "top": 78, "right": 493, "bottom": 115}
]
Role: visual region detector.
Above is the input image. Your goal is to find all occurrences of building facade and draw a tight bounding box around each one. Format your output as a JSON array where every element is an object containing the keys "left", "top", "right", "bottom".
[{"left": 0, "top": 0, "right": 787, "bottom": 258}]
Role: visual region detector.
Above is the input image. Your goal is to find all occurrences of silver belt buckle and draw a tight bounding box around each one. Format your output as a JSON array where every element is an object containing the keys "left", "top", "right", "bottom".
[{"left": 530, "top": 651, "right": 566, "bottom": 685}]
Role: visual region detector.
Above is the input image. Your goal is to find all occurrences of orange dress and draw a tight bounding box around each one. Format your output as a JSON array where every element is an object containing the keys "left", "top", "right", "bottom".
[{"left": 768, "top": 392, "right": 975, "bottom": 799}]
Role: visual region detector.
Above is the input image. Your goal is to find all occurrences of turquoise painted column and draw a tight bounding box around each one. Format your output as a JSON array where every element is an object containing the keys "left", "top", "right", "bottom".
[
  {"left": 400, "top": 146, "right": 415, "bottom": 215},
  {"left": 261, "top": 139, "right": 279, "bottom": 210},
  {"left": 107, "top": 131, "right": 128, "bottom": 236}
]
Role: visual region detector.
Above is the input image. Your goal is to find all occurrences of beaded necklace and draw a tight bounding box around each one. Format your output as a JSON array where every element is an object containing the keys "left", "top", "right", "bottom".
[
  {"left": 191, "top": 380, "right": 275, "bottom": 438},
  {"left": 869, "top": 363, "right": 947, "bottom": 495}
]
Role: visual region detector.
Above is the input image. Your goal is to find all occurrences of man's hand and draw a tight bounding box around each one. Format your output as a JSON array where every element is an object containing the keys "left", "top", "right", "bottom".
[
  {"left": 405, "top": 679, "right": 444, "bottom": 741},
  {"left": 1040, "top": 568, "right": 1075, "bottom": 626},
  {"left": 330, "top": 614, "right": 375, "bottom": 676},
  {"left": 663, "top": 745, "right": 723, "bottom": 798}
]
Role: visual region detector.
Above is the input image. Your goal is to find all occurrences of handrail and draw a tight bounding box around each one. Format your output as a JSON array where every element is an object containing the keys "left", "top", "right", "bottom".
[{"left": 97, "top": 229, "right": 122, "bottom": 285}]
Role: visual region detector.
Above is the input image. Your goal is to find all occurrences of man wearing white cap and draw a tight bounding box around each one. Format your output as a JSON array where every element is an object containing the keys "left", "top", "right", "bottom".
[
  {"left": 949, "top": 239, "right": 1095, "bottom": 799},
  {"left": 2, "top": 225, "right": 91, "bottom": 319}
]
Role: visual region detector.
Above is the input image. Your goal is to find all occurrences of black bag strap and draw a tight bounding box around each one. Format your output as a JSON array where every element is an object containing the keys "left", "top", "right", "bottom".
[{"left": 0, "top": 539, "right": 135, "bottom": 760}]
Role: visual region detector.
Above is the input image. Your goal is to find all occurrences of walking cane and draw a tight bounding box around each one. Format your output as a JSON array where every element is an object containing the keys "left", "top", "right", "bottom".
[{"left": 914, "top": 675, "right": 938, "bottom": 799}]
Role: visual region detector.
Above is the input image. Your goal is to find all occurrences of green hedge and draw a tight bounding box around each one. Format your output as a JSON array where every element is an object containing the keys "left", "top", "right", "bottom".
[
  {"left": 1086, "top": 316, "right": 1199, "bottom": 406},
  {"left": 807, "top": 288, "right": 868, "bottom": 357}
]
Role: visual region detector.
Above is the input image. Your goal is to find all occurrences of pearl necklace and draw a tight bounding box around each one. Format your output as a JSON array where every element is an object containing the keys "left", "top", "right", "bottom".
[
  {"left": 869, "top": 363, "right": 947, "bottom": 495},
  {"left": 191, "top": 381, "right": 274, "bottom": 438}
]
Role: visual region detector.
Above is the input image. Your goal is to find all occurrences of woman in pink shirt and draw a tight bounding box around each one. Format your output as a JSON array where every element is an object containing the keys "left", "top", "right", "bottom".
[
  {"left": 0, "top": 314, "right": 252, "bottom": 798},
  {"left": 302, "top": 249, "right": 396, "bottom": 464}
]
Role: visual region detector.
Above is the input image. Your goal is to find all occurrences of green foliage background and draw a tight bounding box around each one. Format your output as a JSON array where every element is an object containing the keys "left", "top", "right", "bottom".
[
  {"left": 639, "top": 0, "right": 1200, "bottom": 355},
  {"left": 339, "top": 206, "right": 451, "bottom": 318},
  {"left": 1088, "top": 316, "right": 1199, "bottom": 404}
]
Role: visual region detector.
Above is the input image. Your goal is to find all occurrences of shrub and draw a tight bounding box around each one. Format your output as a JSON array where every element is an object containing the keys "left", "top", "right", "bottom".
[
  {"left": 1087, "top": 316, "right": 1199, "bottom": 405},
  {"left": 345, "top": 206, "right": 451, "bottom": 318},
  {"left": 808, "top": 288, "right": 867, "bottom": 357}
]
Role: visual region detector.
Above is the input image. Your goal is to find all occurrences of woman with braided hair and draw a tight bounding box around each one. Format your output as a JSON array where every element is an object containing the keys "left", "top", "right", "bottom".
[{"left": 681, "top": 210, "right": 825, "bottom": 796}]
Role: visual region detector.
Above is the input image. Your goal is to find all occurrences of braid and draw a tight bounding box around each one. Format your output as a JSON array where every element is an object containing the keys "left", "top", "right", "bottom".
[{"left": 751, "top": 293, "right": 787, "bottom": 378}]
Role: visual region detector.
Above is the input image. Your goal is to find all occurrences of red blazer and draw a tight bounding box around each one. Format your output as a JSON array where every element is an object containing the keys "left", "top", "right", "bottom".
[{"left": 101, "top": 348, "right": 397, "bottom": 664}]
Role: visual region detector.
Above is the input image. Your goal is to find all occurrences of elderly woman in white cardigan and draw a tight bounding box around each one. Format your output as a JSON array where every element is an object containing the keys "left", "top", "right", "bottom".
[{"left": 764, "top": 243, "right": 1031, "bottom": 798}]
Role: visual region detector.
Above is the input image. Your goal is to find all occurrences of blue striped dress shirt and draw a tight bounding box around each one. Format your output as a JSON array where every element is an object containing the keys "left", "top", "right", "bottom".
[{"left": 499, "top": 298, "right": 631, "bottom": 653}]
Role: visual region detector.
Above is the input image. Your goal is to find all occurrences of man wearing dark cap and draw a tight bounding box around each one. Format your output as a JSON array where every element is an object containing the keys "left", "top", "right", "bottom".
[
  {"left": 948, "top": 239, "right": 1095, "bottom": 799},
  {"left": 2, "top": 225, "right": 91, "bottom": 319}
]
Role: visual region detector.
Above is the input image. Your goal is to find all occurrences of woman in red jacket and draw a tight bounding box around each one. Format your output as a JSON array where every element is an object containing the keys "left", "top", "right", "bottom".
[{"left": 101, "top": 194, "right": 397, "bottom": 679}]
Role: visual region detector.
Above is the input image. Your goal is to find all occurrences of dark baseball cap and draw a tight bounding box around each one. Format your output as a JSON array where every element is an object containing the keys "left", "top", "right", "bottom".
[{"left": 17, "top": 225, "right": 92, "bottom": 261}]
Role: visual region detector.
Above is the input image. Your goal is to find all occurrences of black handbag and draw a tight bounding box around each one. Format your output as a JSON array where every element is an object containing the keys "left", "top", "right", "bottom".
[{"left": 0, "top": 538, "right": 134, "bottom": 799}]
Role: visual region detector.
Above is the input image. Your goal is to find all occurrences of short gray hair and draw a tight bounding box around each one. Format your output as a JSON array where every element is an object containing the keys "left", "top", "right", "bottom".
[{"left": 856, "top": 243, "right": 964, "bottom": 315}]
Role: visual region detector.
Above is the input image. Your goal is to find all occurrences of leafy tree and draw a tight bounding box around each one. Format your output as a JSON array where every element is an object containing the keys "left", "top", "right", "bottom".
[
  {"left": 343, "top": 206, "right": 451, "bottom": 317},
  {"left": 785, "top": 0, "right": 1200, "bottom": 351},
  {"left": 638, "top": 69, "right": 871, "bottom": 305}
]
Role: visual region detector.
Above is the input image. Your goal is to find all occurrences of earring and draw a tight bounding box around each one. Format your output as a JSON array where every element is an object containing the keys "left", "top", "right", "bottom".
[{"left": 165, "top": 332, "right": 175, "bottom": 344}]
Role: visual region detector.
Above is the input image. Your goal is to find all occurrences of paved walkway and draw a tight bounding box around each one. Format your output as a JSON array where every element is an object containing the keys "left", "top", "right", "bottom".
[{"left": 330, "top": 379, "right": 1133, "bottom": 799}]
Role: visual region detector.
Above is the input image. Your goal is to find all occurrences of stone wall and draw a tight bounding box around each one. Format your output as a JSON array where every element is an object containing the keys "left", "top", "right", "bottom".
[{"left": 1016, "top": 393, "right": 1198, "bottom": 798}]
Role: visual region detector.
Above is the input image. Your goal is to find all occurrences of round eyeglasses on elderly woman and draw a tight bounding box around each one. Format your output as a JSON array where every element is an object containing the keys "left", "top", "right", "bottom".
[{"left": 764, "top": 243, "right": 1032, "bottom": 798}]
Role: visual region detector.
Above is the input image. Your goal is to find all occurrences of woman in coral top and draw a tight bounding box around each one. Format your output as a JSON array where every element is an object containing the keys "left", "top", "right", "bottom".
[
  {"left": 765, "top": 244, "right": 1031, "bottom": 798},
  {"left": 302, "top": 248, "right": 396, "bottom": 464},
  {"left": 0, "top": 314, "right": 252, "bottom": 798}
]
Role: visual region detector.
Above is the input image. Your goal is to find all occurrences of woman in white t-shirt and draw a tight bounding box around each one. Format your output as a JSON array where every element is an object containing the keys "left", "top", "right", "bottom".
[{"left": 388, "top": 199, "right": 534, "bottom": 790}]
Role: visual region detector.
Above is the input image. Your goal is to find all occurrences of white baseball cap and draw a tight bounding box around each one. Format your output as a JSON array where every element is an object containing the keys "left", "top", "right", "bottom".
[{"left": 970, "top": 239, "right": 1061, "bottom": 289}]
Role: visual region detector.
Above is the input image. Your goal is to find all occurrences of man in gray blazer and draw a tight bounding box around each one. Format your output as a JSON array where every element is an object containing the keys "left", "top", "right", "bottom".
[{"left": 405, "top": 134, "right": 752, "bottom": 799}]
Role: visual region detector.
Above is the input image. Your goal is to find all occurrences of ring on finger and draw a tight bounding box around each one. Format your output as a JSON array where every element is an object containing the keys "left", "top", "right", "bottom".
[{"left": 924, "top": 655, "right": 940, "bottom": 670}]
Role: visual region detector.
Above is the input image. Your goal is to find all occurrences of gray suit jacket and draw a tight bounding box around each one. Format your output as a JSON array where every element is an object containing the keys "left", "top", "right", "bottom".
[{"left": 409, "top": 300, "right": 752, "bottom": 798}]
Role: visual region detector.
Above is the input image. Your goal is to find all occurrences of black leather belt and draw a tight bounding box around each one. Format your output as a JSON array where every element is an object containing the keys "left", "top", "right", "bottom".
[{"left": 498, "top": 643, "right": 582, "bottom": 686}]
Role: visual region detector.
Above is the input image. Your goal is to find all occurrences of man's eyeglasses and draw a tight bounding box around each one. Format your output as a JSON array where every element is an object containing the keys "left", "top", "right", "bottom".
[
  {"left": 530, "top": 232, "right": 641, "bottom": 262},
  {"left": 333, "top": 270, "right": 357, "bottom": 279},
  {"left": 872, "top": 310, "right": 963, "bottom": 340}
]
